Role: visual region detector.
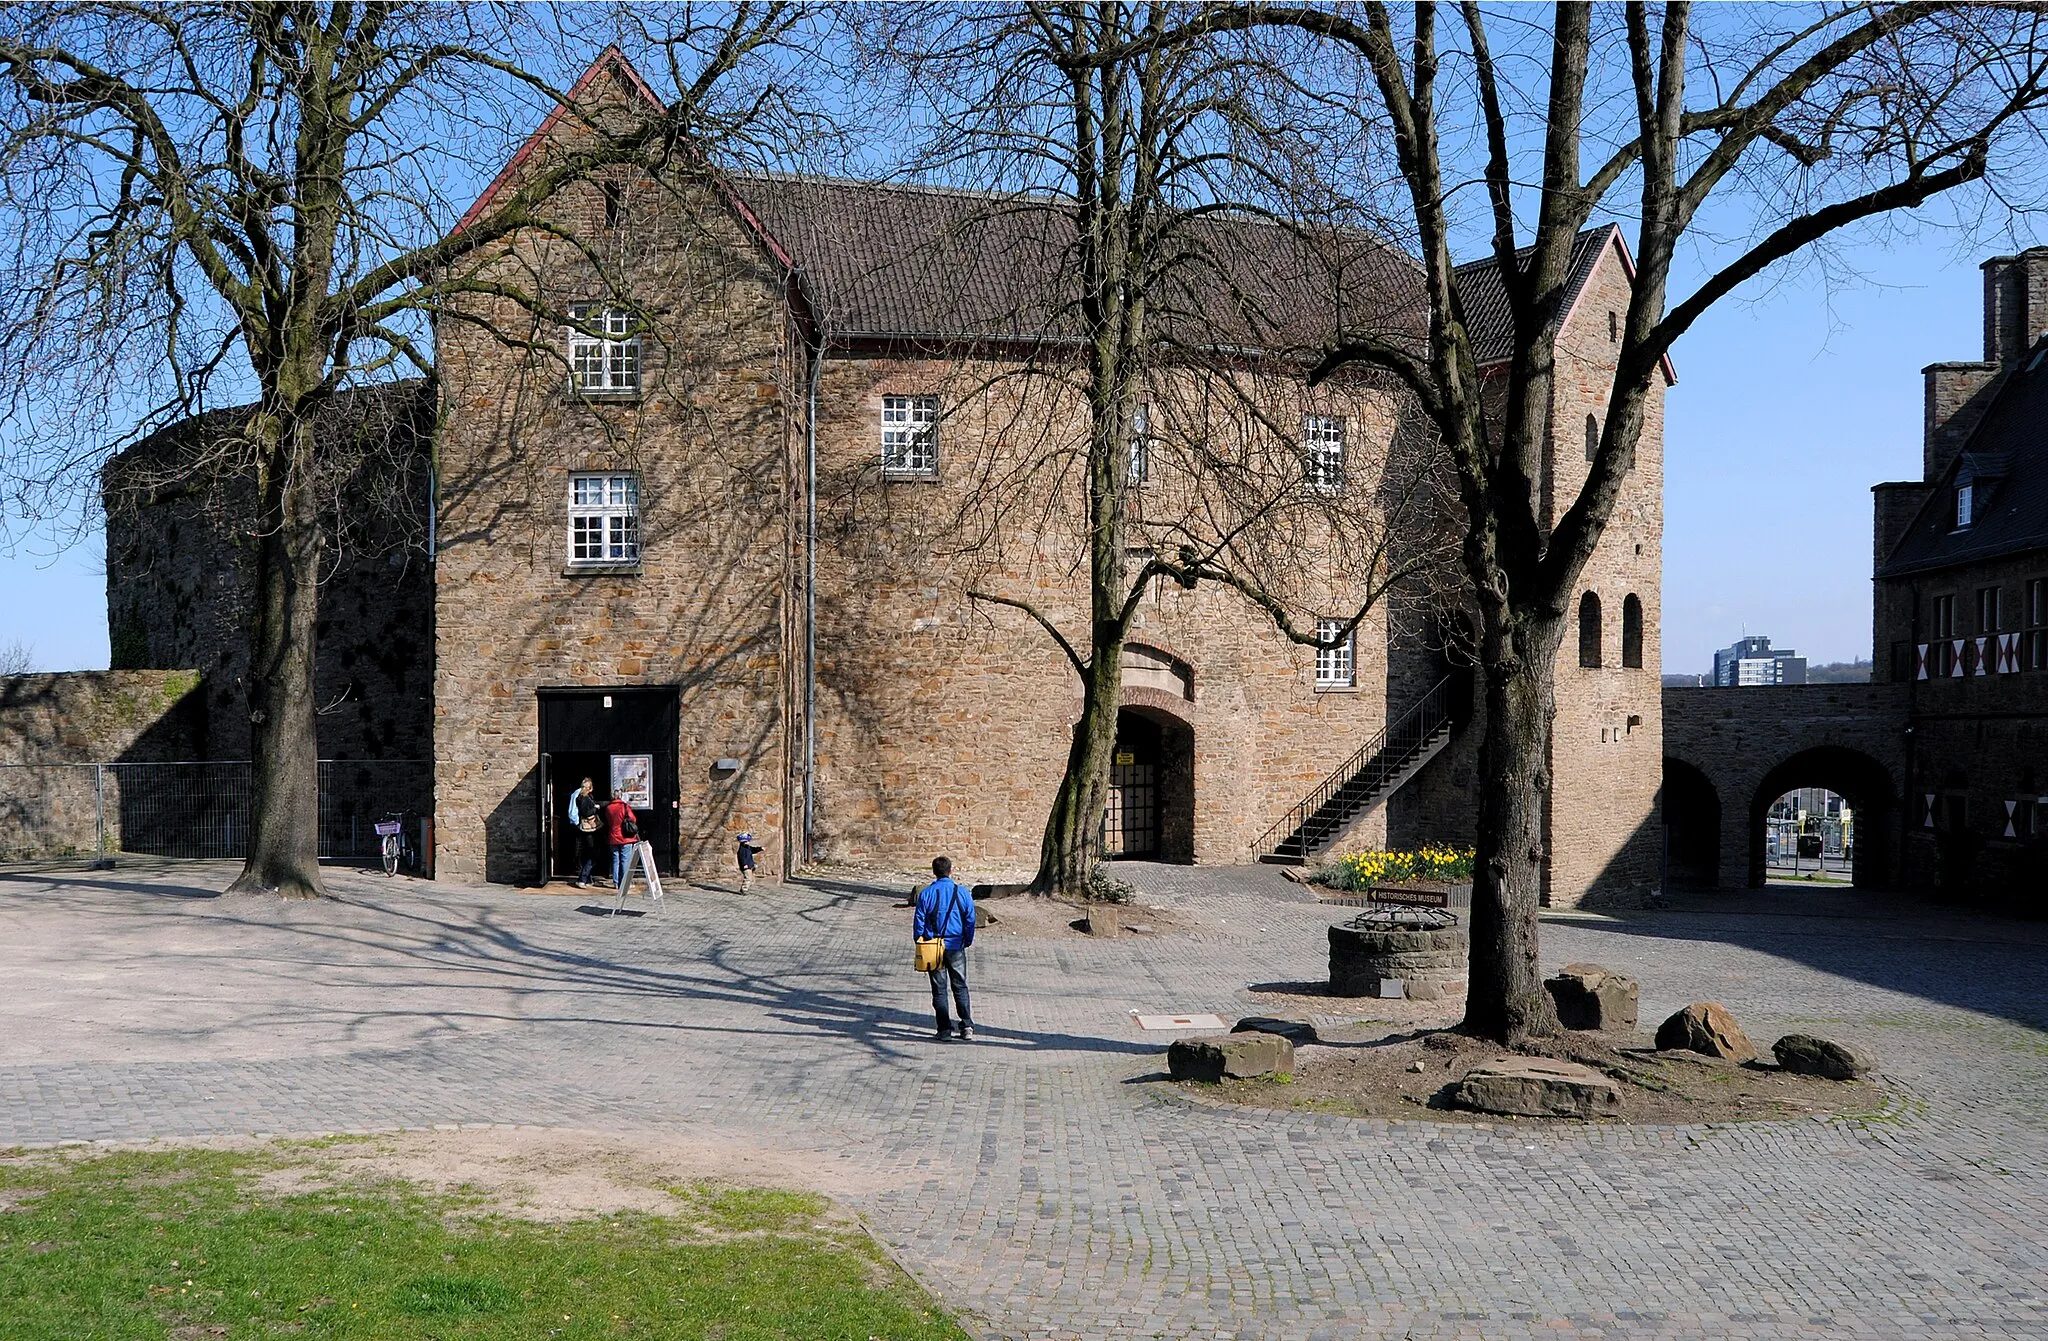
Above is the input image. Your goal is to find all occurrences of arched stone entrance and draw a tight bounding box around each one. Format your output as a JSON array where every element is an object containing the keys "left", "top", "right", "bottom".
[
  {"left": 1104, "top": 702, "right": 1194, "bottom": 863},
  {"left": 1748, "top": 746, "right": 1897, "bottom": 890},
  {"left": 1662, "top": 684, "right": 1909, "bottom": 892},
  {"left": 1661, "top": 757, "right": 1720, "bottom": 889}
]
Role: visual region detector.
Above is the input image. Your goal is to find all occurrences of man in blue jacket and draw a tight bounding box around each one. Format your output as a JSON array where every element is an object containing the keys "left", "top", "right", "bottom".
[{"left": 914, "top": 856, "right": 977, "bottom": 1041}]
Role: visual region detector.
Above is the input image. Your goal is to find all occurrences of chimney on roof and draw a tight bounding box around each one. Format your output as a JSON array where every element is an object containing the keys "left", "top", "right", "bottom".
[{"left": 1981, "top": 247, "right": 2048, "bottom": 366}]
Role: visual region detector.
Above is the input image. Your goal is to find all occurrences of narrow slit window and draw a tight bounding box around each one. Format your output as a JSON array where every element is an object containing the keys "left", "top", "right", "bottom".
[
  {"left": 1578, "top": 591, "right": 1603, "bottom": 668},
  {"left": 2027, "top": 578, "right": 2047, "bottom": 671},
  {"left": 1129, "top": 402, "right": 1150, "bottom": 485},
  {"left": 1622, "top": 593, "right": 1644, "bottom": 669},
  {"left": 602, "top": 180, "right": 626, "bottom": 230},
  {"left": 1304, "top": 415, "right": 1345, "bottom": 493},
  {"left": 1585, "top": 414, "right": 1599, "bottom": 463},
  {"left": 1315, "top": 617, "right": 1355, "bottom": 687}
]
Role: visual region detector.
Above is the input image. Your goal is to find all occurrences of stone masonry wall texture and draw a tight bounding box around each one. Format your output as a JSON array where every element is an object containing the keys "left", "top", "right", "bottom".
[
  {"left": 804, "top": 355, "right": 1401, "bottom": 871},
  {"left": 424, "top": 64, "right": 1673, "bottom": 896},
  {"left": 1544, "top": 237, "right": 1666, "bottom": 905},
  {"left": 434, "top": 166, "right": 793, "bottom": 885}
]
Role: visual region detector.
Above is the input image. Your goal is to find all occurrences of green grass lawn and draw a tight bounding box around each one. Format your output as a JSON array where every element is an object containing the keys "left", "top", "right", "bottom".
[{"left": 0, "top": 1145, "right": 969, "bottom": 1340}]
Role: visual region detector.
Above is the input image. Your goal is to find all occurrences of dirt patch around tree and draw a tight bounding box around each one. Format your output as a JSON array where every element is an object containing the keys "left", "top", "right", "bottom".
[{"left": 1182, "top": 1026, "right": 1889, "bottom": 1126}]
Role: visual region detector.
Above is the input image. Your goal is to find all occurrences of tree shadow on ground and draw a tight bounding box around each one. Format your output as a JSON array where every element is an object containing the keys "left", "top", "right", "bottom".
[
  {"left": 0, "top": 864, "right": 1161, "bottom": 1066},
  {"left": 0, "top": 864, "right": 223, "bottom": 901},
  {"left": 1556, "top": 891, "right": 2048, "bottom": 1034}
]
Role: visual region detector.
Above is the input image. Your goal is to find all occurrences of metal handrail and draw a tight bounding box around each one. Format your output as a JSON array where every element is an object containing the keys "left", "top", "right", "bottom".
[{"left": 1250, "top": 674, "right": 1456, "bottom": 861}]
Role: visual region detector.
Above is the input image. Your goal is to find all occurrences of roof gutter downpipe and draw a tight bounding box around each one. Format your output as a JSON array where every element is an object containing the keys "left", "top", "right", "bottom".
[{"left": 803, "top": 312, "right": 822, "bottom": 869}]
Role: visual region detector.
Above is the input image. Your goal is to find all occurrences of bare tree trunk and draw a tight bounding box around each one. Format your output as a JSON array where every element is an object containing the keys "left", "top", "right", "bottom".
[
  {"left": 1464, "top": 613, "right": 1562, "bottom": 1042},
  {"left": 1035, "top": 632, "right": 1123, "bottom": 895},
  {"left": 225, "top": 417, "right": 325, "bottom": 899}
]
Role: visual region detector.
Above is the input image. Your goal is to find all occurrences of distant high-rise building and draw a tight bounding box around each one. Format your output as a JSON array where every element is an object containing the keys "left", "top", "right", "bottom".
[{"left": 1712, "top": 635, "right": 1808, "bottom": 687}]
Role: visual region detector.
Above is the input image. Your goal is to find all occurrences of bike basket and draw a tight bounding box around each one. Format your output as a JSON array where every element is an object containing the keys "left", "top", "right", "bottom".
[{"left": 373, "top": 821, "right": 403, "bottom": 837}]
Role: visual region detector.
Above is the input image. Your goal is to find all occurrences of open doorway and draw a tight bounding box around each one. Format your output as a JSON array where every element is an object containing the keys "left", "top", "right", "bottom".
[
  {"left": 1763, "top": 786, "right": 1854, "bottom": 884},
  {"left": 1103, "top": 706, "right": 1194, "bottom": 863},
  {"left": 1746, "top": 746, "right": 1896, "bottom": 890},
  {"left": 537, "top": 687, "right": 680, "bottom": 882}
]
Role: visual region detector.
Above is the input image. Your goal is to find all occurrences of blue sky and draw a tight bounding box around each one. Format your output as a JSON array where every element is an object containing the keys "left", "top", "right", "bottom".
[
  {"left": 1660, "top": 232, "right": 1994, "bottom": 673},
  {"left": 0, "top": 227, "right": 2014, "bottom": 676}
]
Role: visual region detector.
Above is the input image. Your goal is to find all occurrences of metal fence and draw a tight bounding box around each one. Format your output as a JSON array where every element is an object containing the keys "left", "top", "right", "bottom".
[
  {"left": 0, "top": 760, "right": 429, "bottom": 865},
  {"left": 1765, "top": 816, "right": 1853, "bottom": 874}
]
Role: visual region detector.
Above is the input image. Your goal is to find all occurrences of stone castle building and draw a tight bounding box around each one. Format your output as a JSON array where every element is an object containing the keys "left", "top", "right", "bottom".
[
  {"left": 105, "top": 51, "right": 1670, "bottom": 904},
  {"left": 1664, "top": 247, "right": 2048, "bottom": 901}
]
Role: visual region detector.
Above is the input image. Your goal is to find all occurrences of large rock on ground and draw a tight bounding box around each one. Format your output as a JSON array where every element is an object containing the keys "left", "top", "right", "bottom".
[
  {"left": 1168, "top": 1032, "right": 1295, "bottom": 1082},
  {"left": 1544, "top": 963, "right": 1640, "bottom": 1031},
  {"left": 1233, "top": 1014, "right": 1319, "bottom": 1046},
  {"left": 1655, "top": 1002, "right": 1758, "bottom": 1063},
  {"left": 1450, "top": 1058, "right": 1622, "bottom": 1119},
  {"left": 1772, "top": 1033, "right": 1875, "bottom": 1080}
]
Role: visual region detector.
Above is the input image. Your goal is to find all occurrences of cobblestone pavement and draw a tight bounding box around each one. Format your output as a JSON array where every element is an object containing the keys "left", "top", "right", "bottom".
[{"left": 2, "top": 859, "right": 2045, "bottom": 1340}]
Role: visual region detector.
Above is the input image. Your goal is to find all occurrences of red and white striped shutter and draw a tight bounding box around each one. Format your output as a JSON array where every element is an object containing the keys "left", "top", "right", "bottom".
[
  {"left": 1951, "top": 639, "right": 1967, "bottom": 676},
  {"left": 1924, "top": 793, "right": 1937, "bottom": 827},
  {"left": 2006, "top": 800, "right": 2020, "bottom": 838},
  {"left": 1916, "top": 643, "right": 1930, "bottom": 679},
  {"left": 1999, "top": 631, "right": 2020, "bottom": 674},
  {"left": 1974, "top": 636, "right": 1990, "bottom": 675}
]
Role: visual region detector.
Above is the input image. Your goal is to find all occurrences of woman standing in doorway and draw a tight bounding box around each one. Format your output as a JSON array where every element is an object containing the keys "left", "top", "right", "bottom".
[{"left": 567, "top": 777, "right": 600, "bottom": 888}]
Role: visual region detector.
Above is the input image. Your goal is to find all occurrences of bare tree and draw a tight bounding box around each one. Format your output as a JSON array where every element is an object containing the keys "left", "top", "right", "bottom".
[
  {"left": 861, "top": 2, "right": 1453, "bottom": 896},
  {"left": 1170, "top": 1, "right": 2048, "bottom": 1040},
  {"left": 0, "top": 637, "right": 32, "bottom": 675},
  {"left": 0, "top": 2, "right": 805, "bottom": 898}
]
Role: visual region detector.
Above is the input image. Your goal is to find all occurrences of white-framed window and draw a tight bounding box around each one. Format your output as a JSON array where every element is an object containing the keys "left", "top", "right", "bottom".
[
  {"left": 1956, "top": 483, "right": 1974, "bottom": 529},
  {"left": 1129, "top": 402, "right": 1150, "bottom": 485},
  {"left": 1314, "top": 617, "right": 1355, "bottom": 687},
  {"left": 567, "top": 304, "right": 640, "bottom": 394},
  {"left": 1304, "top": 414, "right": 1345, "bottom": 493},
  {"left": 567, "top": 472, "right": 640, "bottom": 566},
  {"left": 881, "top": 394, "right": 940, "bottom": 476}
]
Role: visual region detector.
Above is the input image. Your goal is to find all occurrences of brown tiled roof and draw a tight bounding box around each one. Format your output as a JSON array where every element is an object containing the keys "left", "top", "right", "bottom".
[
  {"left": 730, "top": 174, "right": 1430, "bottom": 357},
  {"left": 1451, "top": 227, "right": 1613, "bottom": 365}
]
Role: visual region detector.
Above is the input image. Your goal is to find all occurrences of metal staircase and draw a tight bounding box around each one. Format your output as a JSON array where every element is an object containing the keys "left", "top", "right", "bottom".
[{"left": 1251, "top": 674, "right": 1459, "bottom": 865}]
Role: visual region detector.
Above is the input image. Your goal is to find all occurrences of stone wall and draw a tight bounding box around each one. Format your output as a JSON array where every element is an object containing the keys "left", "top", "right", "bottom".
[
  {"left": 1663, "top": 684, "right": 1910, "bottom": 890},
  {"left": 433, "top": 167, "right": 795, "bottom": 885},
  {"left": 102, "top": 387, "right": 436, "bottom": 767},
  {"left": 1874, "top": 552, "right": 2048, "bottom": 896},
  {"left": 1543, "top": 235, "right": 1667, "bottom": 906},
  {"left": 0, "top": 670, "right": 207, "bottom": 858},
  {"left": 805, "top": 353, "right": 1404, "bottom": 872}
]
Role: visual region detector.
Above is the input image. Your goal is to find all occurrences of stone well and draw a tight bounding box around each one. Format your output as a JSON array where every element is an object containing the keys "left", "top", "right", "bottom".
[{"left": 1328, "top": 909, "right": 1467, "bottom": 1001}]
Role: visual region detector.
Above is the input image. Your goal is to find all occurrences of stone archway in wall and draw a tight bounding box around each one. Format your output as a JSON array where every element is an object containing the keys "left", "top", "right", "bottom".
[
  {"left": 1747, "top": 746, "right": 1897, "bottom": 890},
  {"left": 1103, "top": 644, "right": 1196, "bottom": 864},
  {"left": 1661, "top": 757, "right": 1721, "bottom": 889}
]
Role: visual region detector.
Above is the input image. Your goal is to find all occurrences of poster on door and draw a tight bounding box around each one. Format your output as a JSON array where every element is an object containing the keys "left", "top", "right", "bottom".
[{"left": 610, "top": 754, "right": 653, "bottom": 808}]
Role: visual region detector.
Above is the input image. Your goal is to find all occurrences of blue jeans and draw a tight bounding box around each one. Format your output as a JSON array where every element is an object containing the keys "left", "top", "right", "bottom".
[
  {"left": 611, "top": 842, "right": 632, "bottom": 891},
  {"left": 928, "top": 947, "right": 971, "bottom": 1029}
]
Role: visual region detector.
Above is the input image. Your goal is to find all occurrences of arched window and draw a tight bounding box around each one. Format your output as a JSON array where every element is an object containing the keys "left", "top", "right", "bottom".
[
  {"left": 1585, "top": 414, "right": 1599, "bottom": 462},
  {"left": 1578, "top": 591, "right": 1603, "bottom": 668},
  {"left": 1622, "top": 594, "right": 1644, "bottom": 669}
]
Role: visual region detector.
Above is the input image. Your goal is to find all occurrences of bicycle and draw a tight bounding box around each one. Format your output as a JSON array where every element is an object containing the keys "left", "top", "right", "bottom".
[{"left": 375, "top": 811, "right": 417, "bottom": 877}]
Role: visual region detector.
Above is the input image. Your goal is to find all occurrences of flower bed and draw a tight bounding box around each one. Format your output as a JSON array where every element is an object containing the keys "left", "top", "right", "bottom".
[{"left": 1312, "top": 845, "right": 1475, "bottom": 891}]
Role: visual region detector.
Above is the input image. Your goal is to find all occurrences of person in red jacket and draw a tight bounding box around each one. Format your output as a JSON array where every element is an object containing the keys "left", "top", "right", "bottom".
[{"left": 602, "top": 790, "right": 637, "bottom": 892}]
